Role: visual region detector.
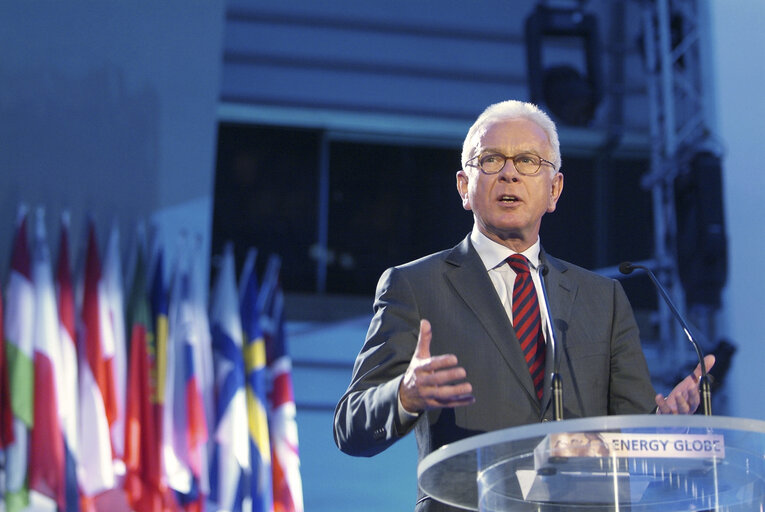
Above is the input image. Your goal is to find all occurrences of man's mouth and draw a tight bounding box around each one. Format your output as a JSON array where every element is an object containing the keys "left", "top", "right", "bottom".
[{"left": 499, "top": 194, "right": 520, "bottom": 203}]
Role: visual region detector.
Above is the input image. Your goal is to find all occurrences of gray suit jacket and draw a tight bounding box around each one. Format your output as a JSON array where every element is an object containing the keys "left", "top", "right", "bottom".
[{"left": 333, "top": 236, "right": 656, "bottom": 511}]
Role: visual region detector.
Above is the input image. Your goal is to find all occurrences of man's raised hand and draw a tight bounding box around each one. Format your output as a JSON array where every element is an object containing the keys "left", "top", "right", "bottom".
[{"left": 399, "top": 319, "right": 475, "bottom": 414}]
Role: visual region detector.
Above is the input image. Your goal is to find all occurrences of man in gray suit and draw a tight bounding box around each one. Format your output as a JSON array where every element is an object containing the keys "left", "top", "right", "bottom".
[{"left": 333, "top": 100, "right": 714, "bottom": 511}]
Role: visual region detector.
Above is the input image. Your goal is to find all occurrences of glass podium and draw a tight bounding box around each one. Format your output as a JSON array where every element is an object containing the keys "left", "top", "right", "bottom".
[{"left": 418, "top": 415, "right": 765, "bottom": 511}]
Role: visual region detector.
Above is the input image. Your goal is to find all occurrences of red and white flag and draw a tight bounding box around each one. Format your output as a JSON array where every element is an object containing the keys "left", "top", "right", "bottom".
[
  {"left": 28, "top": 208, "right": 67, "bottom": 509},
  {"left": 55, "top": 212, "right": 82, "bottom": 511},
  {"left": 102, "top": 223, "right": 128, "bottom": 465},
  {"left": 259, "top": 256, "right": 303, "bottom": 512},
  {"left": 163, "top": 241, "right": 209, "bottom": 511},
  {"left": 77, "top": 221, "right": 116, "bottom": 497}
]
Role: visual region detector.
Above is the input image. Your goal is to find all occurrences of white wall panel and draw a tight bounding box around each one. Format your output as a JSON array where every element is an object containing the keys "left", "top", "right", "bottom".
[{"left": 220, "top": 0, "right": 652, "bottom": 140}]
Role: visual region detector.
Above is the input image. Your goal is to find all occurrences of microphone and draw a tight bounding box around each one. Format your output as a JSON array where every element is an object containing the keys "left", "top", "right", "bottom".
[
  {"left": 539, "top": 264, "right": 563, "bottom": 421},
  {"left": 618, "top": 261, "right": 712, "bottom": 415}
]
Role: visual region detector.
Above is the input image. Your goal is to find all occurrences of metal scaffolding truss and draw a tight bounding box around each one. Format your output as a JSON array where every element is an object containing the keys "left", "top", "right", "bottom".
[{"left": 638, "top": 0, "right": 715, "bottom": 370}]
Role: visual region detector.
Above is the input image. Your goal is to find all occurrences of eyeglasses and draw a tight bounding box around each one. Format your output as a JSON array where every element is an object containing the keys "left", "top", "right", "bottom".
[{"left": 466, "top": 152, "right": 556, "bottom": 176}]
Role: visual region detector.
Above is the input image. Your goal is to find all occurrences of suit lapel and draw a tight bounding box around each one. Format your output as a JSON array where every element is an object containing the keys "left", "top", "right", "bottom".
[
  {"left": 443, "top": 236, "right": 539, "bottom": 402},
  {"left": 541, "top": 252, "right": 577, "bottom": 339},
  {"left": 539, "top": 250, "right": 578, "bottom": 417}
]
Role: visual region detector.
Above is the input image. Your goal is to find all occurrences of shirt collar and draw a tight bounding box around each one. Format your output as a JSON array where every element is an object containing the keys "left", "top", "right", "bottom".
[{"left": 469, "top": 225, "right": 541, "bottom": 271}]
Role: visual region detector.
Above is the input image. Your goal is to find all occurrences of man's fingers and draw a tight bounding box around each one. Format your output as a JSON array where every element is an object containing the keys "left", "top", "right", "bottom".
[
  {"left": 655, "top": 394, "right": 667, "bottom": 414},
  {"left": 434, "top": 396, "right": 476, "bottom": 408},
  {"left": 426, "top": 382, "right": 474, "bottom": 407},
  {"left": 659, "top": 383, "right": 699, "bottom": 415},
  {"left": 674, "top": 392, "right": 690, "bottom": 414},
  {"left": 419, "top": 354, "right": 461, "bottom": 374},
  {"left": 686, "top": 391, "right": 700, "bottom": 411},
  {"left": 410, "top": 365, "right": 467, "bottom": 397},
  {"left": 415, "top": 365, "right": 474, "bottom": 409},
  {"left": 414, "top": 319, "right": 432, "bottom": 359},
  {"left": 699, "top": 354, "right": 716, "bottom": 378},
  {"left": 418, "top": 365, "right": 466, "bottom": 386},
  {"left": 691, "top": 354, "right": 716, "bottom": 380},
  {"left": 656, "top": 393, "right": 683, "bottom": 414}
]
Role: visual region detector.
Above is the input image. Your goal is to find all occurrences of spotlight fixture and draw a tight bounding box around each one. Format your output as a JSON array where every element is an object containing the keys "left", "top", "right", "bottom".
[{"left": 525, "top": 4, "right": 603, "bottom": 126}]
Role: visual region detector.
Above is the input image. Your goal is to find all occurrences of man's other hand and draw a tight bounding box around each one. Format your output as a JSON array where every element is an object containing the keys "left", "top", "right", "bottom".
[{"left": 656, "top": 354, "right": 716, "bottom": 415}]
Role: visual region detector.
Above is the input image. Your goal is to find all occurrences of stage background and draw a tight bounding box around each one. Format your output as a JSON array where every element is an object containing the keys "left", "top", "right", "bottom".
[{"left": 1, "top": 1, "right": 763, "bottom": 511}]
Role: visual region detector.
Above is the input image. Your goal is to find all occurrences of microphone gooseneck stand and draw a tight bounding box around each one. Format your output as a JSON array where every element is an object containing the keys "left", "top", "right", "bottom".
[{"left": 619, "top": 261, "right": 712, "bottom": 416}]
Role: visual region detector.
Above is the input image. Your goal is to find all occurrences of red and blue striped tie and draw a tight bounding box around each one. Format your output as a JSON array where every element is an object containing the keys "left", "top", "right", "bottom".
[{"left": 507, "top": 254, "right": 545, "bottom": 401}]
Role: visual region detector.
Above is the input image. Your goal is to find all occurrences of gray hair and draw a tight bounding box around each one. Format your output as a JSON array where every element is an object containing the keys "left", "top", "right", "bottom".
[{"left": 461, "top": 100, "right": 561, "bottom": 173}]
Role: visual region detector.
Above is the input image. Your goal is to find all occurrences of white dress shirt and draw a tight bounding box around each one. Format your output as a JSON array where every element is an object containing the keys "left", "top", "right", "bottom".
[{"left": 469, "top": 225, "right": 551, "bottom": 342}]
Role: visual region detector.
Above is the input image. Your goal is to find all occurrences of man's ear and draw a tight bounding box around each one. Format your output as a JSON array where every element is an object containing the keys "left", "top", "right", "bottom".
[
  {"left": 546, "top": 172, "right": 564, "bottom": 213},
  {"left": 456, "top": 170, "right": 471, "bottom": 211}
]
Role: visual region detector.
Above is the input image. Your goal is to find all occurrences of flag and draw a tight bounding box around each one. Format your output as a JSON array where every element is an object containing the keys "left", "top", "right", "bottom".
[
  {"left": 190, "top": 235, "right": 215, "bottom": 473},
  {"left": 0, "top": 263, "right": 13, "bottom": 450},
  {"left": 260, "top": 256, "right": 303, "bottom": 512},
  {"left": 209, "top": 243, "right": 249, "bottom": 512},
  {"left": 4, "top": 207, "right": 35, "bottom": 512},
  {"left": 103, "top": 223, "right": 128, "bottom": 465},
  {"left": 149, "top": 244, "right": 181, "bottom": 511},
  {"left": 164, "top": 244, "right": 209, "bottom": 511},
  {"left": 28, "top": 208, "right": 67, "bottom": 508},
  {"left": 78, "top": 221, "right": 116, "bottom": 496},
  {"left": 124, "top": 239, "right": 165, "bottom": 512},
  {"left": 239, "top": 248, "right": 273, "bottom": 512},
  {"left": 150, "top": 247, "right": 169, "bottom": 450},
  {"left": 55, "top": 213, "right": 81, "bottom": 511},
  {"left": 186, "top": 238, "right": 214, "bottom": 508}
]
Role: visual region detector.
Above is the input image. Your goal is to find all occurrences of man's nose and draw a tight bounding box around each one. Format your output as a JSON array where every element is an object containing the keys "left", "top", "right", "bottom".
[{"left": 497, "top": 160, "right": 521, "bottom": 181}]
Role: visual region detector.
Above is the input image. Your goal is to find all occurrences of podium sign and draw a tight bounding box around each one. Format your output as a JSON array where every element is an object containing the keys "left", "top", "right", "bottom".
[
  {"left": 418, "top": 415, "right": 765, "bottom": 511},
  {"left": 541, "top": 432, "right": 725, "bottom": 459}
]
